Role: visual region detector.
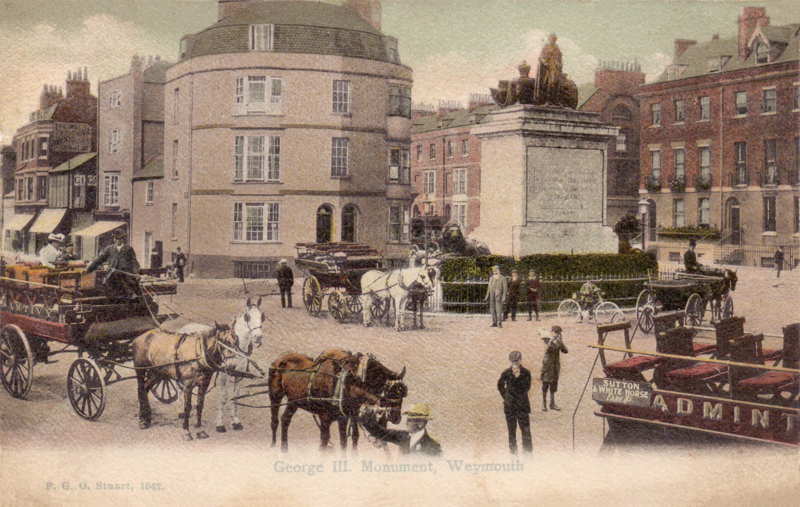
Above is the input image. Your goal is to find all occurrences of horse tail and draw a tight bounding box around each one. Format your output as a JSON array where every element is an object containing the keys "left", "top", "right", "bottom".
[{"left": 268, "top": 363, "right": 283, "bottom": 447}]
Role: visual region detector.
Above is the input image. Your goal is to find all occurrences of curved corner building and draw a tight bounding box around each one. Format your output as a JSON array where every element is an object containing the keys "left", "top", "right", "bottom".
[{"left": 159, "top": 0, "right": 413, "bottom": 277}]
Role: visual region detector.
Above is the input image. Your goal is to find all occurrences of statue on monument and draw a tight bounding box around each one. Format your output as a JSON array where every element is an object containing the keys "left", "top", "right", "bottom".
[{"left": 490, "top": 34, "right": 578, "bottom": 109}]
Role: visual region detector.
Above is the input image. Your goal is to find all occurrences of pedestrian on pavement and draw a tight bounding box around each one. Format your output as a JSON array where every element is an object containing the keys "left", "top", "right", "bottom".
[
  {"left": 541, "top": 325, "right": 568, "bottom": 411},
  {"left": 174, "top": 247, "right": 187, "bottom": 282},
  {"left": 276, "top": 258, "right": 294, "bottom": 308},
  {"left": 503, "top": 270, "right": 521, "bottom": 322},
  {"left": 497, "top": 350, "right": 532, "bottom": 454},
  {"left": 774, "top": 246, "right": 785, "bottom": 278},
  {"left": 485, "top": 265, "right": 508, "bottom": 328},
  {"left": 359, "top": 403, "right": 442, "bottom": 457},
  {"left": 525, "top": 270, "right": 542, "bottom": 321}
]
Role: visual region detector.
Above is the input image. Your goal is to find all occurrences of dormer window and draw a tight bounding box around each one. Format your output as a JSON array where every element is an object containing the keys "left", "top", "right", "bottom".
[
  {"left": 666, "top": 65, "right": 687, "bottom": 81},
  {"left": 249, "top": 24, "right": 274, "bottom": 51},
  {"left": 755, "top": 41, "right": 769, "bottom": 64},
  {"left": 707, "top": 58, "right": 720, "bottom": 73}
]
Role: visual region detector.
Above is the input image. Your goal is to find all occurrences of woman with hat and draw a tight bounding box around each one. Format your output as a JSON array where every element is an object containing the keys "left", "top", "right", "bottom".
[
  {"left": 359, "top": 403, "right": 442, "bottom": 456},
  {"left": 39, "top": 233, "right": 65, "bottom": 268}
]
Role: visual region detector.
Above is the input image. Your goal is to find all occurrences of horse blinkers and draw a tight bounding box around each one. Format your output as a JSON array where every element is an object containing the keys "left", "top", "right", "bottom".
[{"left": 380, "top": 380, "right": 408, "bottom": 424}]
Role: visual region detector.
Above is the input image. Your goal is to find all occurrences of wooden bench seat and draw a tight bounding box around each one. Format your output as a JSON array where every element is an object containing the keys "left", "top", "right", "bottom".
[{"left": 737, "top": 324, "right": 799, "bottom": 403}]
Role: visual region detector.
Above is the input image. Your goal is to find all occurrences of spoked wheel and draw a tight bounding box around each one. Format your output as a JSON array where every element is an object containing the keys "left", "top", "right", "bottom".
[
  {"left": 557, "top": 299, "right": 582, "bottom": 322},
  {"left": 635, "top": 290, "right": 655, "bottom": 333},
  {"left": 152, "top": 377, "right": 183, "bottom": 404},
  {"left": 346, "top": 294, "right": 363, "bottom": 316},
  {"left": 595, "top": 302, "right": 621, "bottom": 325},
  {"left": 67, "top": 358, "right": 106, "bottom": 420},
  {"left": 0, "top": 325, "right": 33, "bottom": 399},
  {"left": 328, "top": 290, "right": 349, "bottom": 323},
  {"left": 303, "top": 276, "right": 323, "bottom": 317},
  {"left": 721, "top": 296, "right": 734, "bottom": 320},
  {"left": 685, "top": 293, "right": 704, "bottom": 326},
  {"left": 370, "top": 296, "right": 390, "bottom": 321}
]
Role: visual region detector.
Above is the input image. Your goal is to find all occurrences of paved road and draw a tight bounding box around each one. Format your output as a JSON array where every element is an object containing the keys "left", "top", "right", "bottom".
[{"left": 1, "top": 264, "right": 797, "bottom": 506}]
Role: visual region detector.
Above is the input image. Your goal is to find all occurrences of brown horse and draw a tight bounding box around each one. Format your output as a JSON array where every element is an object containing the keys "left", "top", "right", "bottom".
[
  {"left": 317, "top": 349, "right": 408, "bottom": 451},
  {"left": 133, "top": 322, "right": 239, "bottom": 440},
  {"left": 268, "top": 351, "right": 380, "bottom": 452}
]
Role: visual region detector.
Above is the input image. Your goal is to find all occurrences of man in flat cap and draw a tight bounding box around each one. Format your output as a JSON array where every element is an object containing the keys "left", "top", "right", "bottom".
[
  {"left": 541, "top": 325, "right": 568, "bottom": 411},
  {"left": 497, "top": 350, "right": 532, "bottom": 454},
  {"left": 276, "top": 258, "right": 294, "bottom": 308},
  {"left": 84, "top": 228, "right": 140, "bottom": 301},
  {"left": 359, "top": 403, "right": 442, "bottom": 457},
  {"left": 39, "top": 233, "right": 65, "bottom": 268}
]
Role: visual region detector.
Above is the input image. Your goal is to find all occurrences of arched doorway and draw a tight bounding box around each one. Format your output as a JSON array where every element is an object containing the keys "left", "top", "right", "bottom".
[
  {"left": 725, "top": 197, "right": 741, "bottom": 244},
  {"left": 316, "top": 205, "right": 333, "bottom": 243},
  {"left": 341, "top": 204, "right": 357, "bottom": 243}
]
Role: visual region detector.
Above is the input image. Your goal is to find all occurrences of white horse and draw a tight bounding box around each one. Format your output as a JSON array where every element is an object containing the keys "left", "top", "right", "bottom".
[
  {"left": 177, "top": 297, "right": 265, "bottom": 433},
  {"left": 360, "top": 267, "right": 437, "bottom": 331}
]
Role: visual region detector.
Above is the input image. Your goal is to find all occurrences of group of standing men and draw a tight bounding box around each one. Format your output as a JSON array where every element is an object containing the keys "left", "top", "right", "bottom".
[{"left": 485, "top": 265, "right": 542, "bottom": 327}]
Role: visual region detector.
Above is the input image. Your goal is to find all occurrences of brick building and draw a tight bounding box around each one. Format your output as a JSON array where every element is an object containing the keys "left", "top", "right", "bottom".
[
  {"left": 578, "top": 61, "right": 645, "bottom": 227},
  {"left": 144, "top": 0, "right": 413, "bottom": 277},
  {"left": 5, "top": 70, "right": 97, "bottom": 256},
  {"left": 638, "top": 7, "right": 799, "bottom": 265},
  {"left": 410, "top": 95, "right": 495, "bottom": 236}
]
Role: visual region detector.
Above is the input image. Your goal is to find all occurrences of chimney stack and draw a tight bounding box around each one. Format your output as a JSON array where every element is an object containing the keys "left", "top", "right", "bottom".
[
  {"left": 65, "top": 68, "right": 90, "bottom": 98},
  {"left": 674, "top": 39, "right": 697, "bottom": 58},
  {"left": 738, "top": 7, "right": 769, "bottom": 60}
]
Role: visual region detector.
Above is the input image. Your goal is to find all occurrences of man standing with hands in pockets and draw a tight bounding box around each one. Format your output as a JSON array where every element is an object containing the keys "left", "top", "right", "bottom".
[
  {"left": 497, "top": 350, "right": 532, "bottom": 454},
  {"left": 485, "top": 265, "right": 508, "bottom": 328}
]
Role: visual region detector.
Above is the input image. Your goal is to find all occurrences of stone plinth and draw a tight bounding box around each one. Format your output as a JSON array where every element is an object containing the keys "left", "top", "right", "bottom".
[{"left": 472, "top": 105, "right": 619, "bottom": 257}]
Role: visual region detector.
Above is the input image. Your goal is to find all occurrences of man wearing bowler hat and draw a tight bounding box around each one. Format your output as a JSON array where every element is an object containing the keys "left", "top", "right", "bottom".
[
  {"left": 84, "top": 228, "right": 141, "bottom": 301},
  {"left": 497, "top": 350, "right": 532, "bottom": 454},
  {"left": 359, "top": 402, "right": 442, "bottom": 456}
]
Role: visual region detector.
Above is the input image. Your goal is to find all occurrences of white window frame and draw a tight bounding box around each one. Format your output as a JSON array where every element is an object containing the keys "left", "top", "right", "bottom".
[
  {"left": 673, "top": 198, "right": 685, "bottom": 227},
  {"left": 462, "top": 139, "right": 469, "bottom": 157},
  {"left": 651, "top": 103, "right": 661, "bottom": 126},
  {"left": 388, "top": 205, "right": 410, "bottom": 243},
  {"left": 707, "top": 58, "right": 721, "bottom": 73},
  {"left": 674, "top": 149, "right": 685, "bottom": 180},
  {"left": 331, "top": 137, "right": 349, "bottom": 178},
  {"left": 447, "top": 140, "right": 454, "bottom": 158},
  {"left": 762, "top": 88, "right": 777, "bottom": 115},
  {"left": 764, "top": 139, "right": 778, "bottom": 185},
  {"left": 616, "top": 132, "right": 627, "bottom": 152},
  {"left": 755, "top": 41, "right": 769, "bottom": 64},
  {"left": 651, "top": 150, "right": 662, "bottom": 180},
  {"left": 235, "top": 76, "right": 283, "bottom": 116},
  {"left": 172, "top": 140, "right": 179, "bottom": 179},
  {"left": 108, "top": 129, "right": 120, "bottom": 154},
  {"left": 38, "top": 136, "right": 48, "bottom": 159},
  {"left": 763, "top": 196, "right": 776, "bottom": 232},
  {"left": 453, "top": 203, "right": 466, "bottom": 228},
  {"left": 332, "top": 80, "right": 350, "bottom": 115},
  {"left": 735, "top": 91, "right": 747, "bottom": 116},
  {"left": 423, "top": 170, "right": 436, "bottom": 195},
  {"left": 103, "top": 174, "right": 119, "bottom": 207},
  {"left": 388, "top": 86, "right": 411, "bottom": 117},
  {"left": 109, "top": 90, "right": 121, "bottom": 109},
  {"left": 389, "top": 148, "right": 410, "bottom": 184},
  {"left": 171, "top": 203, "right": 178, "bottom": 239},
  {"left": 249, "top": 24, "right": 274, "bottom": 51},
  {"left": 699, "top": 96, "right": 710, "bottom": 121},
  {"left": 698, "top": 198, "right": 711, "bottom": 226},
  {"left": 233, "top": 202, "right": 279, "bottom": 243},
  {"left": 699, "top": 147, "right": 711, "bottom": 181},
  {"left": 453, "top": 168, "right": 466, "bottom": 195},
  {"left": 145, "top": 181, "right": 154, "bottom": 205},
  {"left": 234, "top": 135, "right": 281, "bottom": 182},
  {"left": 674, "top": 100, "right": 685, "bottom": 124}
]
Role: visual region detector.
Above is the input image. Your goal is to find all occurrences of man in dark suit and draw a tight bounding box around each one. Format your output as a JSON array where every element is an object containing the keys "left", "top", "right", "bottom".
[
  {"left": 359, "top": 403, "right": 442, "bottom": 457},
  {"left": 497, "top": 350, "right": 532, "bottom": 454},
  {"left": 541, "top": 326, "right": 568, "bottom": 411},
  {"left": 276, "top": 258, "right": 294, "bottom": 308},
  {"left": 84, "top": 228, "right": 140, "bottom": 301},
  {"left": 684, "top": 238, "right": 702, "bottom": 273},
  {"left": 175, "top": 247, "right": 187, "bottom": 282}
]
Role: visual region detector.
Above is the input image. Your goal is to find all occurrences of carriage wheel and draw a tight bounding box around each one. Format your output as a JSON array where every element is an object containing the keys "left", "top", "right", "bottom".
[
  {"left": 610, "top": 310, "right": 626, "bottom": 324},
  {"left": 152, "top": 377, "right": 183, "bottom": 404},
  {"left": 328, "top": 291, "right": 349, "bottom": 323},
  {"left": 67, "top": 358, "right": 106, "bottom": 420},
  {"left": 685, "top": 293, "right": 704, "bottom": 326},
  {"left": 557, "top": 299, "right": 581, "bottom": 323},
  {"left": 595, "top": 302, "right": 621, "bottom": 325},
  {"left": 635, "top": 290, "right": 653, "bottom": 322},
  {"left": 303, "top": 276, "right": 323, "bottom": 317},
  {"left": 370, "top": 296, "right": 390, "bottom": 320},
  {"left": 0, "top": 325, "right": 33, "bottom": 399},
  {"left": 346, "top": 294, "right": 363, "bottom": 316},
  {"left": 722, "top": 296, "right": 734, "bottom": 320}
]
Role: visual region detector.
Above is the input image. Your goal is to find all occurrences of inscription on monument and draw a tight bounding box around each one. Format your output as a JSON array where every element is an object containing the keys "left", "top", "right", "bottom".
[{"left": 526, "top": 146, "right": 603, "bottom": 223}]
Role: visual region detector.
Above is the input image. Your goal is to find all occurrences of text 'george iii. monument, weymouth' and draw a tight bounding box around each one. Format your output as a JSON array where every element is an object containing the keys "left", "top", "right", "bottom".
[{"left": 472, "top": 35, "right": 619, "bottom": 256}]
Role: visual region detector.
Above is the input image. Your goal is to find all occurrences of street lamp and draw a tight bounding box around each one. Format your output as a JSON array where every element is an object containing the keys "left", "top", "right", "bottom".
[{"left": 637, "top": 198, "right": 649, "bottom": 253}]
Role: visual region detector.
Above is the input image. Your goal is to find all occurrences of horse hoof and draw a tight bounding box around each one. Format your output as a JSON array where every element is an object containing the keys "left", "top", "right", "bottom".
[
  {"left": 232, "top": 423, "right": 244, "bottom": 431},
  {"left": 196, "top": 431, "right": 209, "bottom": 439},
  {"left": 183, "top": 433, "right": 194, "bottom": 441},
  {"left": 139, "top": 421, "right": 150, "bottom": 430},
  {"left": 216, "top": 426, "right": 227, "bottom": 433}
]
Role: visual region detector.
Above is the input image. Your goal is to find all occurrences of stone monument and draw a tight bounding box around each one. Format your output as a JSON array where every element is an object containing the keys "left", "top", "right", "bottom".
[{"left": 472, "top": 35, "right": 618, "bottom": 256}]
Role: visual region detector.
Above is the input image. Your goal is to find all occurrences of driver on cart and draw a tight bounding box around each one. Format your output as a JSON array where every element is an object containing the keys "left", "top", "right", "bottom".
[
  {"left": 684, "top": 238, "right": 703, "bottom": 273},
  {"left": 83, "top": 228, "right": 141, "bottom": 302}
]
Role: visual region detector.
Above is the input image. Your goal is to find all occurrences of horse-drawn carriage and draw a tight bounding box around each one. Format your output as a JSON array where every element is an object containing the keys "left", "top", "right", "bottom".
[
  {"left": 635, "top": 269, "right": 737, "bottom": 334},
  {"left": 295, "top": 243, "right": 391, "bottom": 323},
  {"left": 0, "top": 261, "right": 179, "bottom": 420}
]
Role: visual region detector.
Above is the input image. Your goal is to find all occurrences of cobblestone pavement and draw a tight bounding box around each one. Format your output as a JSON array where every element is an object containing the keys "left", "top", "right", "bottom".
[{"left": 1, "top": 265, "right": 798, "bottom": 506}]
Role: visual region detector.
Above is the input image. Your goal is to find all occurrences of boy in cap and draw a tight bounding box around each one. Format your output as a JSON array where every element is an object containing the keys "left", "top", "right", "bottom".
[
  {"left": 359, "top": 403, "right": 442, "bottom": 456},
  {"left": 497, "top": 350, "right": 532, "bottom": 454},
  {"left": 540, "top": 326, "right": 568, "bottom": 411},
  {"left": 276, "top": 258, "right": 294, "bottom": 308}
]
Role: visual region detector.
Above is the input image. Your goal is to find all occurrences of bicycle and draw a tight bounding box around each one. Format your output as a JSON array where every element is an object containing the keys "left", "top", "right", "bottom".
[{"left": 557, "top": 292, "right": 622, "bottom": 324}]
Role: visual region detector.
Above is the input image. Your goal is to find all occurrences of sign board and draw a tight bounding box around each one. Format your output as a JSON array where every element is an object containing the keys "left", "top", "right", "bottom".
[{"left": 592, "top": 378, "right": 653, "bottom": 407}]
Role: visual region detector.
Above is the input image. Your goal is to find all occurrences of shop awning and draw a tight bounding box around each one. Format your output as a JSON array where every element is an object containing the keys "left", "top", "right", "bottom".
[
  {"left": 72, "top": 221, "right": 126, "bottom": 237},
  {"left": 28, "top": 208, "right": 67, "bottom": 234},
  {"left": 3, "top": 214, "right": 35, "bottom": 231}
]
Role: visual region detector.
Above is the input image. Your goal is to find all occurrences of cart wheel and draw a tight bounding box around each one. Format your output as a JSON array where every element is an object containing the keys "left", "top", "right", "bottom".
[
  {"left": 0, "top": 325, "right": 33, "bottom": 399},
  {"left": 370, "top": 296, "right": 390, "bottom": 321},
  {"left": 346, "top": 294, "right": 363, "bottom": 316},
  {"left": 328, "top": 291, "right": 349, "bottom": 323},
  {"left": 595, "top": 302, "right": 621, "bottom": 325},
  {"left": 67, "top": 358, "right": 106, "bottom": 420},
  {"left": 557, "top": 299, "right": 582, "bottom": 322},
  {"left": 610, "top": 310, "right": 626, "bottom": 324},
  {"left": 637, "top": 305, "right": 655, "bottom": 334},
  {"left": 722, "top": 296, "right": 734, "bottom": 320},
  {"left": 303, "top": 276, "right": 323, "bottom": 317},
  {"left": 685, "top": 293, "right": 704, "bottom": 326},
  {"left": 635, "top": 290, "right": 653, "bottom": 323},
  {"left": 152, "top": 377, "right": 183, "bottom": 404}
]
